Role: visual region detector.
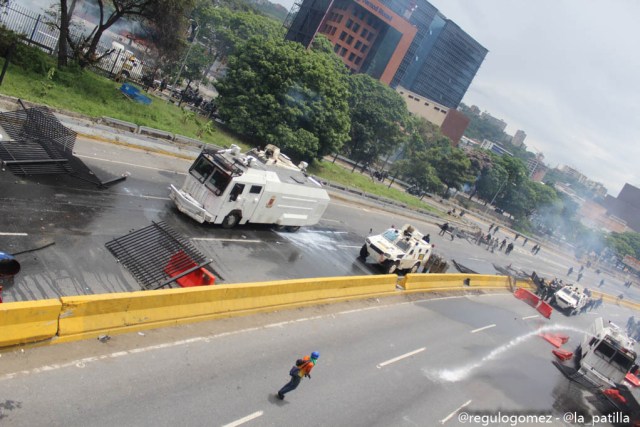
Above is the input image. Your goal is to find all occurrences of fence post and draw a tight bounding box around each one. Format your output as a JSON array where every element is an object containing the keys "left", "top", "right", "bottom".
[
  {"left": 109, "top": 50, "right": 121, "bottom": 78},
  {"left": 0, "top": 41, "right": 16, "bottom": 87},
  {"left": 29, "top": 14, "right": 42, "bottom": 44}
]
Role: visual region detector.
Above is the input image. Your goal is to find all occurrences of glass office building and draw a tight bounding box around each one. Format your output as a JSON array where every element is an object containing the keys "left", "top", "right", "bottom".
[{"left": 285, "top": 0, "right": 487, "bottom": 108}]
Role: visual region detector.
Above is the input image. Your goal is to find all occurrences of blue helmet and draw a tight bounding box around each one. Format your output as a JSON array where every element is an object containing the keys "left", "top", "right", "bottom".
[{"left": 311, "top": 351, "right": 320, "bottom": 359}]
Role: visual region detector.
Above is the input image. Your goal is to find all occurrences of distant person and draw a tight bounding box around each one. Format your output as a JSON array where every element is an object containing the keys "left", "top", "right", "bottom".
[
  {"left": 423, "top": 234, "right": 431, "bottom": 243},
  {"left": 567, "top": 267, "right": 574, "bottom": 276},
  {"left": 439, "top": 223, "right": 449, "bottom": 236},
  {"left": 577, "top": 272, "right": 583, "bottom": 282},
  {"left": 522, "top": 237, "right": 528, "bottom": 247},
  {"left": 489, "top": 223, "right": 495, "bottom": 232},
  {"left": 514, "top": 233, "right": 520, "bottom": 241},
  {"left": 499, "top": 239, "right": 507, "bottom": 251},
  {"left": 598, "top": 279, "right": 605, "bottom": 288},
  {"left": 278, "top": 351, "right": 319, "bottom": 400},
  {"left": 494, "top": 226, "right": 500, "bottom": 234},
  {"left": 579, "top": 265, "right": 585, "bottom": 273},
  {"left": 534, "top": 245, "right": 541, "bottom": 255},
  {"left": 506, "top": 242, "right": 514, "bottom": 255}
]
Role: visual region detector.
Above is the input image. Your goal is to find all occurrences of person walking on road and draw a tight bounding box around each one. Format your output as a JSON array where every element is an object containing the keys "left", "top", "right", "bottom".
[
  {"left": 522, "top": 237, "right": 528, "bottom": 247},
  {"left": 506, "top": 242, "right": 514, "bottom": 255},
  {"left": 278, "top": 351, "right": 319, "bottom": 400},
  {"left": 567, "top": 267, "right": 574, "bottom": 276},
  {"left": 439, "top": 223, "right": 449, "bottom": 236}
]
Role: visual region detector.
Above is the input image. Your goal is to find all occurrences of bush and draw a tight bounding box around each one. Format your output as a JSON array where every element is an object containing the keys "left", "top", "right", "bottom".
[{"left": 0, "top": 27, "right": 54, "bottom": 75}]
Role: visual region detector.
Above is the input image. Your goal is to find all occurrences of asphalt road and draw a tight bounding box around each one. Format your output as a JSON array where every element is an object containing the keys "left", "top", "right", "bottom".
[
  {"left": 1, "top": 137, "right": 638, "bottom": 303},
  {"left": 0, "top": 293, "right": 636, "bottom": 426}
]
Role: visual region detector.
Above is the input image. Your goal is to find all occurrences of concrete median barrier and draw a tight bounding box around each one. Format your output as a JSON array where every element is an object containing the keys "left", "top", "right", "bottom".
[
  {"left": 57, "top": 275, "right": 397, "bottom": 341},
  {"left": 401, "top": 273, "right": 511, "bottom": 292},
  {"left": 0, "top": 299, "right": 62, "bottom": 347}
]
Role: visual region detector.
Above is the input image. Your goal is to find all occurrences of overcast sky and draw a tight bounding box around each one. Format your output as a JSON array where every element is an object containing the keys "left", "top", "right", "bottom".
[
  {"left": 24, "top": 0, "right": 639, "bottom": 195},
  {"left": 277, "top": 0, "right": 639, "bottom": 196}
]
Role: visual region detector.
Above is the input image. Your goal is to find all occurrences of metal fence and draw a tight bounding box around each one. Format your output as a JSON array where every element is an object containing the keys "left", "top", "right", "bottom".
[{"left": 0, "top": 2, "right": 151, "bottom": 83}]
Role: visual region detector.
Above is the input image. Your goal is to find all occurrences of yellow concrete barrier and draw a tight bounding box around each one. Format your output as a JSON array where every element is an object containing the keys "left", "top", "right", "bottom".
[
  {"left": 0, "top": 299, "right": 61, "bottom": 347},
  {"left": 402, "top": 273, "right": 511, "bottom": 292},
  {"left": 57, "top": 275, "right": 397, "bottom": 341},
  {"left": 592, "top": 291, "right": 640, "bottom": 311}
]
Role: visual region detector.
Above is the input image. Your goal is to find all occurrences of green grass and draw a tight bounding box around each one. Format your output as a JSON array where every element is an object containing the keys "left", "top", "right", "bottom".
[
  {"left": 1, "top": 60, "right": 442, "bottom": 214},
  {"left": 309, "top": 161, "right": 441, "bottom": 214},
  {"left": 0, "top": 61, "right": 246, "bottom": 149}
]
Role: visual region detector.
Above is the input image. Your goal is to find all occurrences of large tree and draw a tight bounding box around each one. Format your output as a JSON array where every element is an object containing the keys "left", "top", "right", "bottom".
[
  {"left": 215, "top": 36, "right": 350, "bottom": 160},
  {"left": 56, "top": 0, "right": 193, "bottom": 68},
  {"left": 343, "top": 73, "right": 409, "bottom": 168}
]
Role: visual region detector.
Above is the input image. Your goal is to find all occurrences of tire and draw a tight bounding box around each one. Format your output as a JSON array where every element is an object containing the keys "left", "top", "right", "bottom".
[
  {"left": 222, "top": 212, "right": 240, "bottom": 229},
  {"left": 385, "top": 261, "right": 399, "bottom": 274},
  {"left": 359, "top": 245, "right": 368, "bottom": 259},
  {"left": 285, "top": 225, "right": 300, "bottom": 232},
  {"left": 410, "top": 263, "right": 420, "bottom": 274},
  {"left": 574, "top": 345, "right": 583, "bottom": 369}
]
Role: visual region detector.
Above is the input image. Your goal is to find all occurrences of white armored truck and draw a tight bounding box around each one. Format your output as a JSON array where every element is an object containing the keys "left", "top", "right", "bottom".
[
  {"left": 170, "top": 145, "right": 329, "bottom": 231},
  {"left": 359, "top": 224, "right": 433, "bottom": 274}
]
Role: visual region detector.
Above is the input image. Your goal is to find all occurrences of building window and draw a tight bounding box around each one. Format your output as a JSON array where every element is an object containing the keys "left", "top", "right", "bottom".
[
  {"left": 346, "top": 18, "right": 353, "bottom": 29},
  {"left": 366, "top": 17, "right": 373, "bottom": 26},
  {"left": 348, "top": 52, "right": 356, "bottom": 61},
  {"left": 361, "top": 44, "right": 368, "bottom": 53},
  {"left": 366, "top": 33, "right": 374, "bottom": 41},
  {"left": 352, "top": 22, "right": 360, "bottom": 33},
  {"left": 354, "top": 40, "right": 362, "bottom": 50},
  {"left": 334, "top": 43, "right": 341, "bottom": 53},
  {"left": 331, "top": 27, "right": 337, "bottom": 35},
  {"left": 361, "top": 28, "right": 368, "bottom": 38},
  {"left": 340, "top": 47, "right": 347, "bottom": 57},
  {"left": 424, "top": 102, "right": 429, "bottom": 106},
  {"left": 414, "top": 98, "right": 420, "bottom": 102},
  {"left": 399, "top": 91, "right": 404, "bottom": 94},
  {"left": 339, "top": 31, "right": 347, "bottom": 41},
  {"left": 346, "top": 35, "right": 354, "bottom": 45},
  {"left": 434, "top": 107, "right": 440, "bottom": 111},
  {"left": 354, "top": 56, "right": 362, "bottom": 65},
  {"left": 337, "top": 14, "right": 343, "bottom": 23}
]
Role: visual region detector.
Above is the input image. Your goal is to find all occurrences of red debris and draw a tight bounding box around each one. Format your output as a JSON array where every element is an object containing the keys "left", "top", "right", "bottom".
[
  {"left": 552, "top": 349, "right": 573, "bottom": 361},
  {"left": 539, "top": 333, "right": 563, "bottom": 348},
  {"left": 514, "top": 288, "right": 540, "bottom": 308},
  {"left": 536, "top": 301, "right": 553, "bottom": 319},
  {"left": 603, "top": 388, "right": 627, "bottom": 404},
  {"left": 625, "top": 373, "right": 640, "bottom": 387}
]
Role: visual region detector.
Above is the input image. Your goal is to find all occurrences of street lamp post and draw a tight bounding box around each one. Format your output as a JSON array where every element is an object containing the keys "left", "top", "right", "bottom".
[
  {"left": 169, "top": 20, "right": 200, "bottom": 104},
  {"left": 484, "top": 178, "right": 510, "bottom": 214}
]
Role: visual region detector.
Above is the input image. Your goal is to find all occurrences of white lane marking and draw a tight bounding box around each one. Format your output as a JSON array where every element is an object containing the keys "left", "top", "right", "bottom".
[
  {"left": 143, "top": 195, "right": 171, "bottom": 201},
  {"left": 322, "top": 218, "right": 341, "bottom": 223},
  {"left": 440, "top": 400, "right": 472, "bottom": 424},
  {"left": 0, "top": 232, "right": 28, "bottom": 236},
  {"left": 221, "top": 411, "right": 264, "bottom": 427},
  {"left": 522, "top": 315, "right": 540, "bottom": 320},
  {"left": 192, "top": 238, "right": 262, "bottom": 243},
  {"left": 470, "top": 324, "right": 496, "bottom": 334},
  {"left": 337, "top": 245, "right": 362, "bottom": 249},
  {"left": 0, "top": 294, "right": 513, "bottom": 381},
  {"left": 75, "top": 154, "right": 186, "bottom": 174},
  {"left": 377, "top": 347, "right": 426, "bottom": 368}
]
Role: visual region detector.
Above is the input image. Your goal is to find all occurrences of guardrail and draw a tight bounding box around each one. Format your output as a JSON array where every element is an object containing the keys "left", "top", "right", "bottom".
[{"left": 0, "top": 274, "right": 637, "bottom": 348}]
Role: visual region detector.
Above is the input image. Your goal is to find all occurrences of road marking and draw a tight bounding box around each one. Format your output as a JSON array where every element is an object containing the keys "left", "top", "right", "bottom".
[
  {"left": 0, "top": 232, "right": 28, "bottom": 236},
  {"left": 377, "top": 347, "right": 425, "bottom": 368},
  {"left": 322, "top": 218, "right": 341, "bottom": 223},
  {"left": 470, "top": 324, "right": 496, "bottom": 334},
  {"left": 192, "top": 238, "right": 262, "bottom": 243},
  {"left": 221, "top": 411, "right": 264, "bottom": 427},
  {"left": 522, "top": 315, "right": 540, "bottom": 320},
  {"left": 75, "top": 154, "right": 186, "bottom": 174},
  {"left": 440, "top": 400, "right": 472, "bottom": 424},
  {"left": 337, "top": 245, "right": 362, "bottom": 249},
  {"left": 143, "top": 195, "right": 171, "bottom": 201}
]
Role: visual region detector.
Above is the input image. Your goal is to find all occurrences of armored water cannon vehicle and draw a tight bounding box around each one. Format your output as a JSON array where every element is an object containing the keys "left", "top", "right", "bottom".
[
  {"left": 170, "top": 145, "right": 329, "bottom": 231},
  {"left": 359, "top": 224, "right": 433, "bottom": 274}
]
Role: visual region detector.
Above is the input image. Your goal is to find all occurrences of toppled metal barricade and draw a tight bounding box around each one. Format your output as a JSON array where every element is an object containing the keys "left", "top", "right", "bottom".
[
  {"left": 0, "top": 102, "right": 125, "bottom": 188},
  {"left": 105, "top": 221, "right": 216, "bottom": 290}
]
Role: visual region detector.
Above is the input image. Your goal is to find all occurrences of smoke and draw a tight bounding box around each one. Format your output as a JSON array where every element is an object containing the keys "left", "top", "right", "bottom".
[{"left": 423, "top": 324, "right": 588, "bottom": 383}]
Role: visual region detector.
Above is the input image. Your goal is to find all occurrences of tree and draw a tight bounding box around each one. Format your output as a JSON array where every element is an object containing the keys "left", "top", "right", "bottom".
[
  {"left": 342, "top": 74, "right": 409, "bottom": 168},
  {"left": 215, "top": 36, "right": 350, "bottom": 160},
  {"left": 391, "top": 152, "right": 443, "bottom": 194},
  {"left": 56, "top": 0, "right": 193, "bottom": 68},
  {"left": 427, "top": 145, "right": 473, "bottom": 196}
]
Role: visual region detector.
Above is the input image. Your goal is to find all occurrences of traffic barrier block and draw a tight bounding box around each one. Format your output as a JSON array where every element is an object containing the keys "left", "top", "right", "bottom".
[
  {"left": 57, "top": 275, "right": 398, "bottom": 341},
  {"left": 514, "top": 287, "right": 540, "bottom": 308},
  {"left": 536, "top": 301, "right": 553, "bottom": 319},
  {"left": 539, "top": 333, "right": 563, "bottom": 348},
  {"left": 138, "top": 126, "right": 173, "bottom": 140},
  {"left": 552, "top": 349, "right": 573, "bottom": 361},
  {"left": 100, "top": 116, "right": 138, "bottom": 132},
  {"left": 0, "top": 299, "right": 61, "bottom": 347},
  {"left": 403, "top": 273, "right": 511, "bottom": 291}
]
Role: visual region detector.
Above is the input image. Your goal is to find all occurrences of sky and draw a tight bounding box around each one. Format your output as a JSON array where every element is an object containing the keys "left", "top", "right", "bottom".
[
  {"left": 21, "top": 0, "right": 639, "bottom": 196},
  {"left": 279, "top": 0, "right": 640, "bottom": 196}
]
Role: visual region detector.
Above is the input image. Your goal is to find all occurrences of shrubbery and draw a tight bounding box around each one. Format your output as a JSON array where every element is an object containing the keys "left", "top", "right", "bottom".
[{"left": 0, "top": 27, "right": 55, "bottom": 75}]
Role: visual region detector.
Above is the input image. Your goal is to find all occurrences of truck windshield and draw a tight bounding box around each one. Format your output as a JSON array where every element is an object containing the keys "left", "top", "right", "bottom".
[
  {"left": 190, "top": 156, "right": 215, "bottom": 183},
  {"left": 205, "top": 167, "right": 231, "bottom": 196},
  {"left": 382, "top": 229, "right": 399, "bottom": 242},
  {"left": 396, "top": 239, "right": 411, "bottom": 252}
]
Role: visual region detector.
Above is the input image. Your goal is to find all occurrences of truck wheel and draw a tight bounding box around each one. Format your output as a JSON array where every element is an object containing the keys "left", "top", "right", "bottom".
[
  {"left": 359, "top": 245, "right": 368, "bottom": 259},
  {"left": 285, "top": 226, "right": 300, "bottom": 232},
  {"left": 409, "top": 263, "right": 420, "bottom": 274},
  {"left": 385, "top": 261, "right": 399, "bottom": 274},
  {"left": 222, "top": 213, "right": 240, "bottom": 229}
]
